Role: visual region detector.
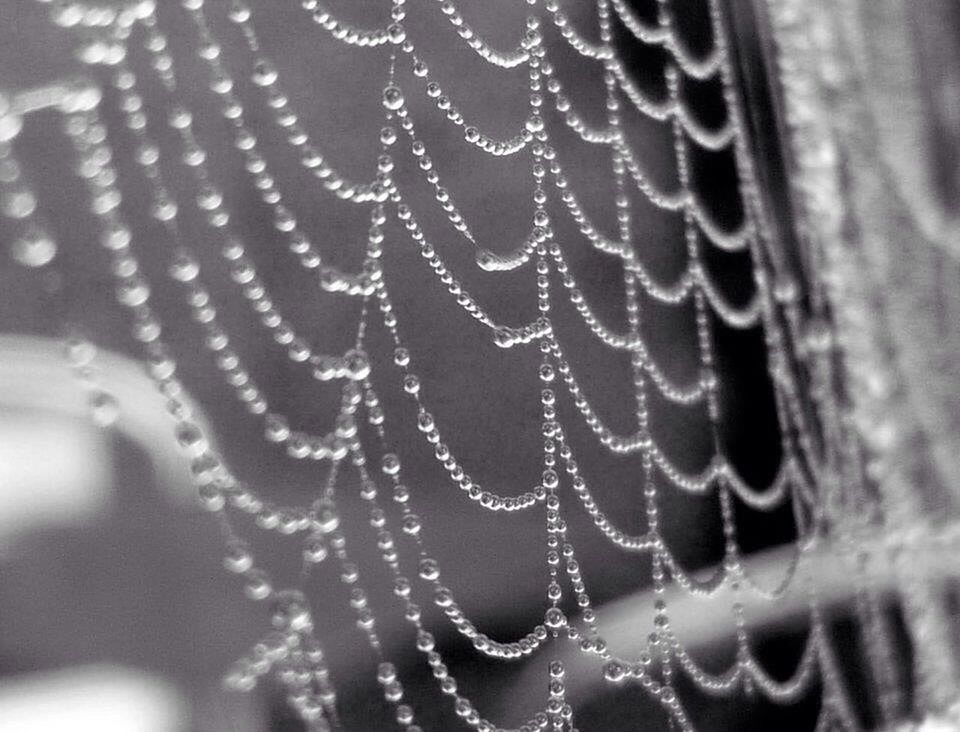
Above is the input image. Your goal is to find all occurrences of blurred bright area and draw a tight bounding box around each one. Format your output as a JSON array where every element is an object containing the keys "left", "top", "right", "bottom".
[
  {"left": 0, "top": 344, "right": 264, "bottom": 731},
  {"left": 0, "top": 664, "right": 186, "bottom": 732},
  {"left": 0, "top": 410, "right": 110, "bottom": 543}
]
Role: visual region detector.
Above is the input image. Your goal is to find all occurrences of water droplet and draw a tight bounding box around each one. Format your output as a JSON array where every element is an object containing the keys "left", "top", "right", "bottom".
[
  {"left": 387, "top": 23, "right": 406, "bottom": 44},
  {"left": 377, "top": 662, "right": 397, "bottom": 684},
  {"left": 382, "top": 453, "right": 401, "bottom": 475},
  {"left": 224, "top": 539, "right": 253, "bottom": 573},
  {"left": 2, "top": 188, "right": 37, "bottom": 219},
  {"left": 196, "top": 184, "right": 223, "bottom": 211},
  {"left": 244, "top": 569, "right": 272, "bottom": 601},
  {"left": 264, "top": 413, "right": 290, "bottom": 442},
  {"left": 383, "top": 680, "right": 403, "bottom": 702},
  {"left": 344, "top": 349, "right": 371, "bottom": 381},
  {"left": 603, "top": 660, "right": 627, "bottom": 682},
  {"left": 380, "top": 125, "right": 397, "bottom": 146},
  {"left": 227, "top": 1, "right": 251, "bottom": 23},
  {"left": 315, "top": 506, "right": 340, "bottom": 534},
  {"left": 416, "top": 630, "right": 435, "bottom": 652},
  {"left": 271, "top": 589, "right": 311, "bottom": 631},
  {"left": 191, "top": 453, "right": 222, "bottom": 485},
  {"left": 223, "top": 663, "right": 257, "bottom": 692},
  {"left": 334, "top": 413, "right": 356, "bottom": 439},
  {"left": 10, "top": 225, "right": 56, "bottom": 267},
  {"left": 402, "top": 514, "right": 421, "bottom": 535},
  {"left": 416, "top": 411, "right": 434, "bottom": 433},
  {"left": 150, "top": 197, "right": 177, "bottom": 222},
  {"left": 66, "top": 337, "right": 97, "bottom": 367},
  {"left": 542, "top": 469, "right": 559, "bottom": 489},
  {"left": 382, "top": 85, "right": 404, "bottom": 111},
  {"left": 251, "top": 59, "right": 278, "bottom": 87},
  {"left": 115, "top": 276, "right": 150, "bottom": 307},
  {"left": 434, "top": 586, "right": 454, "bottom": 607},
  {"left": 88, "top": 390, "right": 119, "bottom": 427},
  {"left": 198, "top": 483, "right": 225, "bottom": 511},
  {"left": 396, "top": 705, "right": 414, "bottom": 726},
  {"left": 167, "top": 105, "right": 192, "bottom": 129},
  {"left": 169, "top": 251, "right": 199, "bottom": 282},
  {"left": 303, "top": 536, "right": 328, "bottom": 563},
  {"left": 544, "top": 607, "right": 566, "bottom": 629},
  {"left": 418, "top": 557, "right": 439, "bottom": 581}
]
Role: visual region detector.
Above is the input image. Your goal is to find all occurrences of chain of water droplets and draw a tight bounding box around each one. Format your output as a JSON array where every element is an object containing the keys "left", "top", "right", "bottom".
[
  {"left": 16, "top": 0, "right": 879, "bottom": 728},
  {"left": 4, "top": 71, "right": 673, "bottom": 731},
  {"left": 77, "top": 0, "right": 808, "bottom": 716}
]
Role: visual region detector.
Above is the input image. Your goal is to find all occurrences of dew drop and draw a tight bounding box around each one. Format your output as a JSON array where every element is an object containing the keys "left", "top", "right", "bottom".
[
  {"left": 344, "top": 349, "right": 371, "bottom": 381},
  {"left": 382, "top": 85, "right": 405, "bottom": 111},
  {"left": 10, "top": 225, "right": 57, "bottom": 267},
  {"left": 224, "top": 539, "right": 253, "bottom": 573},
  {"left": 244, "top": 569, "right": 272, "bottom": 601},
  {"left": 271, "top": 589, "right": 311, "bottom": 631},
  {"left": 2, "top": 188, "right": 37, "bottom": 219},
  {"left": 382, "top": 453, "right": 401, "bottom": 475},
  {"left": 387, "top": 23, "right": 406, "bottom": 44},
  {"left": 401, "top": 513, "right": 421, "bottom": 535},
  {"left": 251, "top": 59, "right": 278, "bottom": 87},
  {"left": 544, "top": 607, "right": 566, "bottom": 629},
  {"left": 198, "top": 483, "right": 225, "bottom": 512},
  {"left": 169, "top": 251, "right": 199, "bottom": 282},
  {"left": 227, "top": 1, "right": 251, "bottom": 23},
  {"left": 315, "top": 506, "right": 340, "bottom": 534},
  {"left": 377, "top": 662, "right": 397, "bottom": 684},
  {"left": 88, "top": 390, "right": 119, "bottom": 427},
  {"left": 175, "top": 421, "right": 208, "bottom": 457},
  {"left": 603, "top": 660, "right": 627, "bottom": 682},
  {"left": 380, "top": 125, "right": 397, "bottom": 146},
  {"left": 303, "top": 536, "right": 328, "bottom": 563},
  {"left": 418, "top": 557, "right": 439, "bottom": 581}
]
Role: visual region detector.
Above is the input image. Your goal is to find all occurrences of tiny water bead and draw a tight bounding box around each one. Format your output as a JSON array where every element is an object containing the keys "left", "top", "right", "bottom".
[
  {"left": 88, "top": 389, "right": 120, "bottom": 427},
  {"left": 314, "top": 506, "right": 340, "bottom": 534},
  {"left": 343, "top": 348, "right": 371, "bottom": 380},
  {"left": 271, "top": 589, "right": 312, "bottom": 632},
  {"left": 198, "top": 483, "right": 226, "bottom": 512},
  {"left": 603, "top": 660, "right": 628, "bottom": 683},
  {"left": 66, "top": 337, "right": 97, "bottom": 367},
  {"left": 382, "top": 85, "right": 405, "bottom": 111},
  {"left": 382, "top": 452, "right": 401, "bottom": 475},
  {"left": 377, "top": 661, "right": 397, "bottom": 684},
  {"left": 544, "top": 607, "right": 566, "bottom": 629},
  {"left": 243, "top": 569, "right": 273, "bottom": 601},
  {"left": 303, "top": 535, "right": 330, "bottom": 564},
  {"left": 380, "top": 125, "right": 398, "bottom": 146},
  {"left": 9, "top": 225, "right": 57, "bottom": 267},
  {"left": 418, "top": 557, "right": 440, "bottom": 581},
  {"left": 168, "top": 251, "right": 200, "bottom": 282},
  {"left": 2, "top": 188, "right": 37, "bottom": 219},
  {"left": 251, "top": 59, "right": 279, "bottom": 87}
]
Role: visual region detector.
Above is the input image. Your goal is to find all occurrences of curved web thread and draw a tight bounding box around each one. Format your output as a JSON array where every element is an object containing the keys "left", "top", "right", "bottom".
[{"left": 7, "top": 0, "right": 903, "bottom": 729}]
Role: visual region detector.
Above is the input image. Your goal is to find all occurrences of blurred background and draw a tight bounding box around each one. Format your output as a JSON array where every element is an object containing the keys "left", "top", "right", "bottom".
[{"left": 1, "top": 0, "right": 959, "bottom": 730}]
